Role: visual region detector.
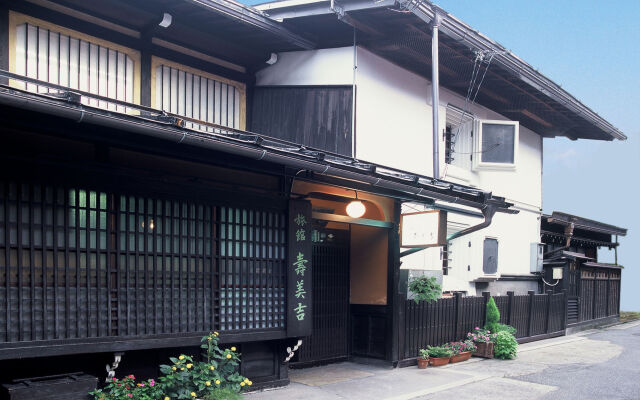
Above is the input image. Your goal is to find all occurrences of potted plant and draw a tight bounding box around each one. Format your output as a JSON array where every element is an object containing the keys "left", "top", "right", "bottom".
[
  {"left": 426, "top": 346, "right": 453, "bottom": 366},
  {"left": 408, "top": 276, "right": 441, "bottom": 303},
  {"left": 467, "top": 327, "right": 495, "bottom": 358},
  {"left": 417, "top": 349, "right": 430, "bottom": 369},
  {"left": 446, "top": 340, "right": 477, "bottom": 363}
]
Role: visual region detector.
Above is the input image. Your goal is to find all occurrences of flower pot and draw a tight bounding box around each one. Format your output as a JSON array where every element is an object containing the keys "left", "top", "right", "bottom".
[
  {"left": 417, "top": 357, "right": 429, "bottom": 369},
  {"left": 450, "top": 351, "right": 472, "bottom": 363},
  {"left": 428, "top": 356, "right": 450, "bottom": 367},
  {"left": 473, "top": 342, "right": 494, "bottom": 359}
]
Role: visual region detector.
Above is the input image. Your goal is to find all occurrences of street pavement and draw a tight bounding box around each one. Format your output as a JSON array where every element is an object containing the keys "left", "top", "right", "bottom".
[{"left": 245, "top": 320, "right": 640, "bottom": 400}]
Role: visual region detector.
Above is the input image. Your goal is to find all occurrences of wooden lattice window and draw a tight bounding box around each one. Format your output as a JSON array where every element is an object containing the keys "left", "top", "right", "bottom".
[{"left": 0, "top": 179, "right": 286, "bottom": 344}]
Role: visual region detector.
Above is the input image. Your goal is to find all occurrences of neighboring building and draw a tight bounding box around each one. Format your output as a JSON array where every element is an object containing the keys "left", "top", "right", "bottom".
[
  {"left": 541, "top": 212, "right": 627, "bottom": 330},
  {"left": 253, "top": 0, "right": 626, "bottom": 296},
  {"left": 0, "top": 0, "right": 626, "bottom": 392}
]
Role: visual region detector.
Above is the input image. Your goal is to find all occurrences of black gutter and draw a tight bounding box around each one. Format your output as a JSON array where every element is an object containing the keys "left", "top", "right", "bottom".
[
  {"left": 183, "top": 0, "right": 315, "bottom": 50},
  {"left": 0, "top": 82, "right": 513, "bottom": 213}
]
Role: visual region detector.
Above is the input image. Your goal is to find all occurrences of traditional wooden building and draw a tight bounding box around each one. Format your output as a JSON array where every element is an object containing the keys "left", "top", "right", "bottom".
[
  {"left": 541, "top": 212, "right": 626, "bottom": 330},
  {"left": 0, "top": 0, "right": 516, "bottom": 393}
]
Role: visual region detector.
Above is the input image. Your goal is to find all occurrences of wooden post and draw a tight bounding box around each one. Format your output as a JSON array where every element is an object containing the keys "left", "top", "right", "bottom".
[
  {"left": 527, "top": 290, "right": 535, "bottom": 337},
  {"left": 507, "top": 291, "right": 515, "bottom": 326},
  {"left": 562, "top": 289, "right": 568, "bottom": 331},
  {"left": 592, "top": 272, "right": 597, "bottom": 320},
  {"left": 545, "top": 290, "right": 553, "bottom": 333},
  {"left": 454, "top": 292, "right": 463, "bottom": 340},
  {"left": 605, "top": 271, "right": 611, "bottom": 317},
  {"left": 482, "top": 291, "right": 490, "bottom": 326}
]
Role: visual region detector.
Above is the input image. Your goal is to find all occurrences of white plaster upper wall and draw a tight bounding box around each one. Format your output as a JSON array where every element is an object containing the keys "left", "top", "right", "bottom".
[
  {"left": 355, "top": 47, "right": 435, "bottom": 177},
  {"left": 255, "top": 46, "right": 542, "bottom": 209},
  {"left": 255, "top": 47, "right": 353, "bottom": 86},
  {"left": 356, "top": 47, "right": 541, "bottom": 208}
]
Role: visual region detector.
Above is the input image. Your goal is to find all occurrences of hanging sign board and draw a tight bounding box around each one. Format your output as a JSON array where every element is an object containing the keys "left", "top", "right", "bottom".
[
  {"left": 400, "top": 210, "right": 447, "bottom": 247},
  {"left": 287, "top": 200, "right": 313, "bottom": 337}
]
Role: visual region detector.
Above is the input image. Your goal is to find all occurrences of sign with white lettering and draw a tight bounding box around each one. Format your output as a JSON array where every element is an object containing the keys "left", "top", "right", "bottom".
[
  {"left": 400, "top": 210, "right": 447, "bottom": 247},
  {"left": 287, "top": 200, "right": 313, "bottom": 337}
]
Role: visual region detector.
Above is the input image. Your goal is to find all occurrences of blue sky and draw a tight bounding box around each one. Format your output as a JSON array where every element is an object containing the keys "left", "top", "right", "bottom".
[{"left": 244, "top": 0, "right": 640, "bottom": 309}]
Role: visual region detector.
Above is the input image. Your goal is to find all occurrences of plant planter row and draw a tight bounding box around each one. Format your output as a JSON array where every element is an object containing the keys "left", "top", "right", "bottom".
[{"left": 417, "top": 351, "right": 474, "bottom": 368}]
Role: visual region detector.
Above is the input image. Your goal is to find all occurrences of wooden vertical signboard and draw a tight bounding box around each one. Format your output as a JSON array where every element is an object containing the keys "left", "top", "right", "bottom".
[{"left": 287, "top": 200, "right": 313, "bottom": 337}]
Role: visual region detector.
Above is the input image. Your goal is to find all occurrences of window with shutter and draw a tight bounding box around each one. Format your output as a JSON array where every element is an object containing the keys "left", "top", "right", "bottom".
[
  {"left": 10, "top": 12, "right": 139, "bottom": 110},
  {"left": 152, "top": 57, "right": 246, "bottom": 132}
]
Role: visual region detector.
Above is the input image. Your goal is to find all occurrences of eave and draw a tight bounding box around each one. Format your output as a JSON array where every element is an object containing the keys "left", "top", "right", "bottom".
[{"left": 256, "top": 0, "right": 626, "bottom": 141}]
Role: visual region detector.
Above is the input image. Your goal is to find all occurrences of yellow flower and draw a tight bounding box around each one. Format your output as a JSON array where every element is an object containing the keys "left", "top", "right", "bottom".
[
  {"left": 205, "top": 381, "right": 211, "bottom": 386},
  {"left": 240, "top": 382, "right": 245, "bottom": 387},
  {"left": 231, "top": 346, "right": 236, "bottom": 352},
  {"left": 172, "top": 366, "right": 177, "bottom": 371},
  {"left": 226, "top": 354, "right": 232, "bottom": 359},
  {"left": 209, "top": 366, "right": 215, "bottom": 371},
  {"left": 164, "top": 397, "right": 170, "bottom": 400},
  {"left": 248, "top": 381, "right": 253, "bottom": 386},
  {"left": 214, "top": 331, "right": 219, "bottom": 336},
  {"left": 215, "top": 380, "right": 221, "bottom": 385},
  {"left": 180, "top": 367, "right": 185, "bottom": 371},
  {"left": 190, "top": 392, "right": 196, "bottom": 397},
  {"left": 186, "top": 363, "right": 193, "bottom": 369},
  {"left": 179, "top": 355, "right": 185, "bottom": 360}
]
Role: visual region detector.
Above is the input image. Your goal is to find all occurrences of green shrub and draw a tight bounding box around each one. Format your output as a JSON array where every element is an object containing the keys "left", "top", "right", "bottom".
[
  {"left": 484, "top": 297, "right": 500, "bottom": 333},
  {"left": 493, "top": 331, "right": 518, "bottom": 359},
  {"left": 203, "top": 387, "right": 242, "bottom": 400},
  {"left": 425, "top": 345, "right": 453, "bottom": 358},
  {"left": 418, "top": 349, "right": 430, "bottom": 360},
  {"left": 158, "top": 332, "right": 252, "bottom": 399},
  {"left": 494, "top": 323, "right": 516, "bottom": 336},
  {"left": 408, "top": 276, "right": 441, "bottom": 303}
]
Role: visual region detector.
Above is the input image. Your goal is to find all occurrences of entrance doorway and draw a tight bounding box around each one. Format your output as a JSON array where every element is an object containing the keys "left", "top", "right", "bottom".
[{"left": 293, "top": 225, "right": 350, "bottom": 366}]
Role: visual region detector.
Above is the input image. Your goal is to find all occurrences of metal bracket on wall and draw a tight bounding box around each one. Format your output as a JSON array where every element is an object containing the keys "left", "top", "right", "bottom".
[
  {"left": 105, "top": 352, "right": 125, "bottom": 382},
  {"left": 284, "top": 340, "right": 303, "bottom": 363}
]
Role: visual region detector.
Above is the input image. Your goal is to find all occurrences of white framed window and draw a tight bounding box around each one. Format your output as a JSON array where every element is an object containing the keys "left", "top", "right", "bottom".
[
  {"left": 152, "top": 57, "right": 246, "bottom": 132},
  {"left": 9, "top": 11, "right": 140, "bottom": 110},
  {"left": 473, "top": 119, "right": 519, "bottom": 170}
]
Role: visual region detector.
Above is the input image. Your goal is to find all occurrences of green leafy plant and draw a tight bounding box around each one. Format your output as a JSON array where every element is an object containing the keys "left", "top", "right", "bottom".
[
  {"left": 158, "top": 332, "right": 252, "bottom": 399},
  {"left": 90, "top": 376, "right": 163, "bottom": 400},
  {"left": 425, "top": 345, "right": 453, "bottom": 358},
  {"left": 418, "top": 349, "right": 430, "bottom": 360},
  {"left": 493, "top": 323, "right": 516, "bottom": 336},
  {"left": 484, "top": 297, "right": 501, "bottom": 333},
  {"left": 408, "top": 276, "right": 441, "bottom": 303},
  {"left": 493, "top": 331, "right": 518, "bottom": 359},
  {"left": 202, "top": 387, "right": 242, "bottom": 400}
]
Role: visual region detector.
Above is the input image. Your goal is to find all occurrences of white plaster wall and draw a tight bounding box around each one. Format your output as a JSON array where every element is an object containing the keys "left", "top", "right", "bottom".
[
  {"left": 255, "top": 47, "right": 353, "bottom": 86},
  {"left": 256, "top": 46, "right": 544, "bottom": 293}
]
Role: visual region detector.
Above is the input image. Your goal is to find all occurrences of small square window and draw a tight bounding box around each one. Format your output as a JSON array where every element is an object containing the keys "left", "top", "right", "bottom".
[{"left": 473, "top": 120, "right": 519, "bottom": 170}]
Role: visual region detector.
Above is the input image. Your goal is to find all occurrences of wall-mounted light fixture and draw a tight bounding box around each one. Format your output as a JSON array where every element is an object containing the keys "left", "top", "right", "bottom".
[
  {"left": 159, "top": 13, "right": 173, "bottom": 28},
  {"left": 346, "top": 192, "right": 366, "bottom": 218}
]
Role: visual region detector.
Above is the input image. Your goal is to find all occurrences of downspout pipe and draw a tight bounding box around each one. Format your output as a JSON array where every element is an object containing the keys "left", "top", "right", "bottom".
[
  {"left": 431, "top": 10, "right": 442, "bottom": 179},
  {"left": 399, "top": 204, "right": 498, "bottom": 258}
]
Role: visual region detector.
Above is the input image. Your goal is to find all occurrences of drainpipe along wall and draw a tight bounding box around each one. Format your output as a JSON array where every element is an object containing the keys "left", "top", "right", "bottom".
[{"left": 431, "top": 11, "right": 442, "bottom": 179}]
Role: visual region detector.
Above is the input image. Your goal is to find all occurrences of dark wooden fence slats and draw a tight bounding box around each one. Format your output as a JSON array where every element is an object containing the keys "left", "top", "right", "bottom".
[{"left": 402, "top": 292, "right": 570, "bottom": 359}]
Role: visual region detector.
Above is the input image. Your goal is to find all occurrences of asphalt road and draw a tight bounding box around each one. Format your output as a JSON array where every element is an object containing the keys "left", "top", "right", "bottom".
[
  {"left": 515, "top": 323, "right": 640, "bottom": 400},
  {"left": 416, "top": 321, "right": 640, "bottom": 400},
  {"left": 246, "top": 321, "right": 640, "bottom": 400}
]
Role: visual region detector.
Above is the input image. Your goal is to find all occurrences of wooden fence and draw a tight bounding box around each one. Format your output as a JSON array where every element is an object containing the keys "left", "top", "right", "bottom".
[{"left": 402, "top": 291, "right": 567, "bottom": 360}]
